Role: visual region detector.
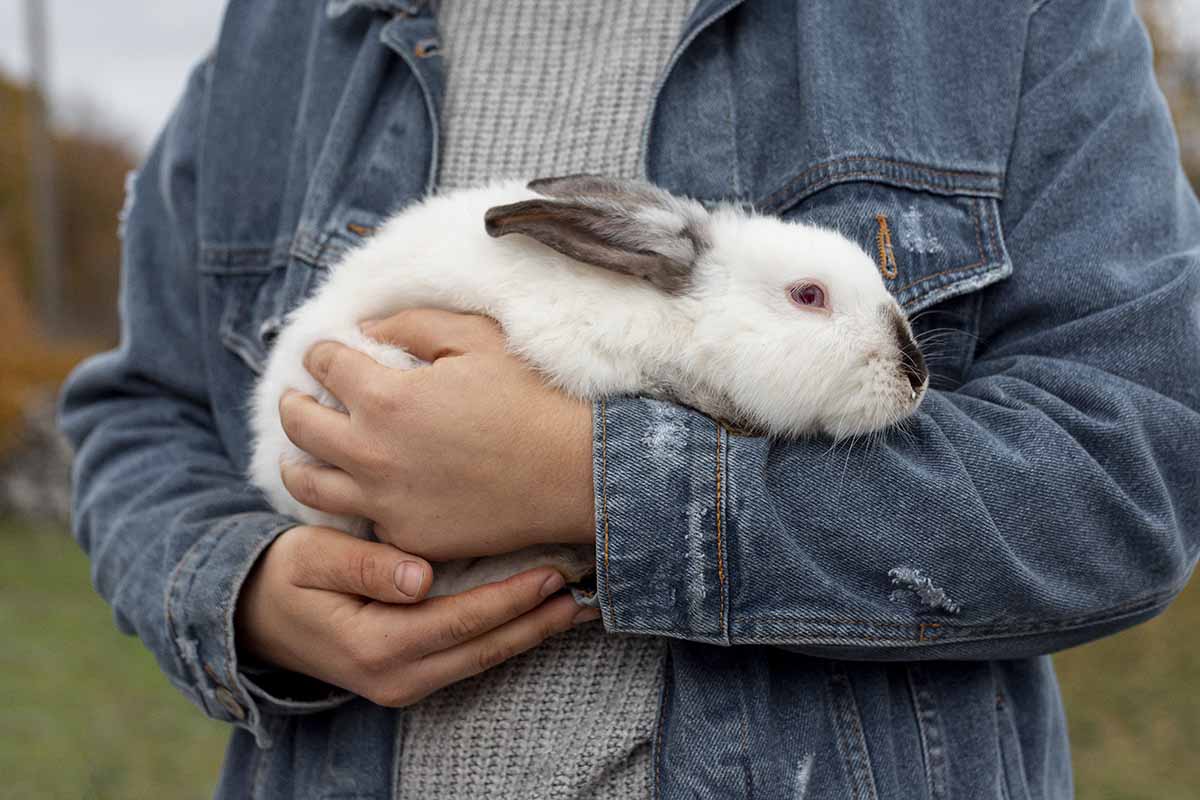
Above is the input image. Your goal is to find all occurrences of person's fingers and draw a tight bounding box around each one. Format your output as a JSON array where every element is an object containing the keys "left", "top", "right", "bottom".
[
  {"left": 377, "top": 566, "right": 568, "bottom": 656},
  {"left": 281, "top": 525, "right": 433, "bottom": 603},
  {"left": 398, "top": 593, "right": 585, "bottom": 704},
  {"left": 279, "top": 459, "right": 368, "bottom": 516},
  {"left": 304, "top": 340, "right": 397, "bottom": 412},
  {"left": 278, "top": 390, "right": 357, "bottom": 469},
  {"left": 361, "top": 309, "right": 504, "bottom": 363}
]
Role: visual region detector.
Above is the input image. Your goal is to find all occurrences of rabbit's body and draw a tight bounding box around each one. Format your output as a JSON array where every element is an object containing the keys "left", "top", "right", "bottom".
[{"left": 250, "top": 176, "right": 928, "bottom": 597}]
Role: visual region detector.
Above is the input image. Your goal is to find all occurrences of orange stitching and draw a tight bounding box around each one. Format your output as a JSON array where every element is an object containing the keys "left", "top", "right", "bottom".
[
  {"left": 896, "top": 198, "right": 992, "bottom": 299},
  {"left": 770, "top": 171, "right": 988, "bottom": 210},
  {"left": 982, "top": 195, "right": 1000, "bottom": 262},
  {"left": 875, "top": 213, "right": 898, "bottom": 279},
  {"left": 600, "top": 399, "right": 616, "bottom": 626},
  {"left": 345, "top": 223, "right": 377, "bottom": 237},
  {"left": 743, "top": 615, "right": 934, "bottom": 628},
  {"left": 744, "top": 585, "right": 1174, "bottom": 631},
  {"left": 918, "top": 623, "right": 942, "bottom": 641},
  {"left": 763, "top": 156, "right": 1000, "bottom": 209},
  {"left": 746, "top": 631, "right": 930, "bottom": 643},
  {"left": 897, "top": 260, "right": 985, "bottom": 298},
  {"left": 715, "top": 422, "right": 727, "bottom": 636},
  {"left": 717, "top": 419, "right": 759, "bottom": 437},
  {"left": 971, "top": 197, "right": 985, "bottom": 266}
]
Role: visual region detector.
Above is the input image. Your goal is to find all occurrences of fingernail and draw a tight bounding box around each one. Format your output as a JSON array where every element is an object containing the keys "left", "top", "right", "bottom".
[
  {"left": 539, "top": 572, "right": 565, "bottom": 598},
  {"left": 572, "top": 608, "right": 602, "bottom": 626},
  {"left": 394, "top": 562, "right": 424, "bottom": 599}
]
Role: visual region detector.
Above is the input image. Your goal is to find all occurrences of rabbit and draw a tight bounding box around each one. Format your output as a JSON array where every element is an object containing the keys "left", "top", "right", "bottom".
[{"left": 249, "top": 174, "right": 929, "bottom": 598}]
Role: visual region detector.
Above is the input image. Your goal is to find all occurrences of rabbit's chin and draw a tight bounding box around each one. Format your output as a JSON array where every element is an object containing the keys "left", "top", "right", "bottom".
[{"left": 817, "top": 388, "right": 927, "bottom": 441}]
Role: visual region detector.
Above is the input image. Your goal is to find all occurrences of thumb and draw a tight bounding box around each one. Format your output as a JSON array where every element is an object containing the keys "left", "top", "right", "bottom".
[
  {"left": 285, "top": 525, "right": 433, "bottom": 603},
  {"left": 361, "top": 308, "right": 503, "bottom": 363}
]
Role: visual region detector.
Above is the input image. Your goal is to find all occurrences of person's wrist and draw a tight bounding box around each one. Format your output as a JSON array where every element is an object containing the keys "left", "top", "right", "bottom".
[
  {"left": 232, "top": 527, "right": 286, "bottom": 668},
  {"left": 540, "top": 396, "right": 595, "bottom": 546}
]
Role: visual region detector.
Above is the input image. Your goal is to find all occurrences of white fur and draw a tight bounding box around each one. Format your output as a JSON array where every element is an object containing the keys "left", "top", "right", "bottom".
[{"left": 249, "top": 179, "right": 926, "bottom": 596}]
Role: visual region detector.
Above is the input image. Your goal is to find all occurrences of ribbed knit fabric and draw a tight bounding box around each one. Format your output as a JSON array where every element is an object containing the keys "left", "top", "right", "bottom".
[
  {"left": 435, "top": 0, "right": 695, "bottom": 190},
  {"left": 396, "top": 2, "right": 694, "bottom": 798},
  {"left": 398, "top": 624, "right": 669, "bottom": 800}
]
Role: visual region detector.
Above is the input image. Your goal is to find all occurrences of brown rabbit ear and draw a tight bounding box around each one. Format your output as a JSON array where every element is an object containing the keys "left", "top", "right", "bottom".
[{"left": 484, "top": 176, "right": 710, "bottom": 294}]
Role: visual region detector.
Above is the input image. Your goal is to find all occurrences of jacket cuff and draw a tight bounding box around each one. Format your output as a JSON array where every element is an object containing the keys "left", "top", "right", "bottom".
[
  {"left": 164, "top": 512, "right": 351, "bottom": 747},
  {"left": 593, "top": 397, "right": 730, "bottom": 644}
]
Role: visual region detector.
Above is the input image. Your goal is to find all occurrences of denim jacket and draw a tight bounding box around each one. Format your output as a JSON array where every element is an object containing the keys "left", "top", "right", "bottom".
[{"left": 59, "top": 0, "right": 1200, "bottom": 798}]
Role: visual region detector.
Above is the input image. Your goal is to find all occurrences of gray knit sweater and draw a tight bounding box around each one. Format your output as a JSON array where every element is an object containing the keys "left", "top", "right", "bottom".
[{"left": 396, "top": 2, "right": 694, "bottom": 798}]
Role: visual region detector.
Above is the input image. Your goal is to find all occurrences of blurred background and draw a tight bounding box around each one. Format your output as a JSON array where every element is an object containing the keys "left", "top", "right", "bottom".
[{"left": 0, "top": 1, "right": 1197, "bottom": 797}]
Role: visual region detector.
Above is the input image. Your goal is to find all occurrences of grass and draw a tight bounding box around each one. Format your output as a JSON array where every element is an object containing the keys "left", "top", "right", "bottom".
[
  {"left": 1056, "top": 574, "right": 1200, "bottom": 799},
  {"left": 1, "top": 517, "right": 1197, "bottom": 798},
  {"left": 0, "top": 519, "right": 228, "bottom": 800}
]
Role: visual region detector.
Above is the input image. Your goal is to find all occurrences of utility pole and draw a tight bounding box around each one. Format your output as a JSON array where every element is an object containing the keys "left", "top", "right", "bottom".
[{"left": 24, "top": 0, "right": 63, "bottom": 338}]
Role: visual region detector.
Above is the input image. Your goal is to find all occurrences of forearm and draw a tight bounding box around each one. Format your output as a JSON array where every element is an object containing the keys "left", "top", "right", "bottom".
[
  {"left": 594, "top": 365, "right": 1198, "bottom": 659},
  {"left": 595, "top": 0, "right": 1200, "bottom": 657},
  {"left": 61, "top": 352, "right": 350, "bottom": 733},
  {"left": 60, "top": 59, "right": 350, "bottom": 739}
]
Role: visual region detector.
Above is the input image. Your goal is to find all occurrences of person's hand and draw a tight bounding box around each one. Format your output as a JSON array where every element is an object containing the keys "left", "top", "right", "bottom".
[
  {"left": 235, "top": 525, "right": 593, "bottom": 707},
  {"left": 276, "top": 309, "right": 595, "bottom": 561}
]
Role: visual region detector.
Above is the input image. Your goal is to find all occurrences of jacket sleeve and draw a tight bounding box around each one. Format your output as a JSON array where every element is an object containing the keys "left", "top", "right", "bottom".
[
  {"left": 59, "top": 60, "right": 349, "bottom": 743},
  {"left": 592, "top": 0, "right": 1200, "bottom": 660}
]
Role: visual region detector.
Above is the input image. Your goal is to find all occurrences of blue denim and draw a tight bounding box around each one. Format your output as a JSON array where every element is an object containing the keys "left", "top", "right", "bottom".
[{"left": 59, "top": 0, "right": 1200, "bottom": 797}]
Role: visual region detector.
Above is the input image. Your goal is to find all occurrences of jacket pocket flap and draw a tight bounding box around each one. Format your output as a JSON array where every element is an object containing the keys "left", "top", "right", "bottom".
[{"left": 775, "top": 178, "right": 1011, "bottom": 315}]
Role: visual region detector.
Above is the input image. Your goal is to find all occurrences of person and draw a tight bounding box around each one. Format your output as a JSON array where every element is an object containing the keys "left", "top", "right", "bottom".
[{"left": 60, "top": 0, "right": 1200, "bottom": 797}]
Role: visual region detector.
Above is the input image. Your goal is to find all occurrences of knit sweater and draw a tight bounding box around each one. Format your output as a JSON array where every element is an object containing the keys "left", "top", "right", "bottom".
[{"left": 396, "top": 2, "right": 694, "bottom": 798}]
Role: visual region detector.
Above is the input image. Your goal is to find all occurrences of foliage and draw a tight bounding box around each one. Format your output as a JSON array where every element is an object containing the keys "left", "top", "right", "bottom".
[
  {"left": 0, "top": 74, "right": 134, "bottom": 449},
  {"left": 1140, "top": 0, "right": 1200, "bottom": 188},
  {"left": 0, "top": 75, "right": 134, "bottom": 342}
]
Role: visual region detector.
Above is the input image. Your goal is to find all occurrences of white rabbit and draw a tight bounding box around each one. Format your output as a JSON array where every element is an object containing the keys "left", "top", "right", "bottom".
[{"left": 249, "top": 175, "right": 928, "bottom": 597}]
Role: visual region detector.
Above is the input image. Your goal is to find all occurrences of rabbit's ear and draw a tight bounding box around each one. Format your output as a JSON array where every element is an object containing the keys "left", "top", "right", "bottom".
[
  {"left": 483, "top": 176, "right": 710, "bottom": 294},
  {"left": 526, "top": 174, "right": 666, "bottom": 205}
]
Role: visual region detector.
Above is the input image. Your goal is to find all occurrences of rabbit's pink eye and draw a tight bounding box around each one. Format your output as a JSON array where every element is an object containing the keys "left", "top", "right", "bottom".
[{"left": 788, "top": 282, "right": 827, "bottom": 310}]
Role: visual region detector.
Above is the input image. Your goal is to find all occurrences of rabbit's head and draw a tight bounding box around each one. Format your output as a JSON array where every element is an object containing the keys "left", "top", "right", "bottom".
[{"left": 486, "top": 175, "right": 928, "bottom": 438}]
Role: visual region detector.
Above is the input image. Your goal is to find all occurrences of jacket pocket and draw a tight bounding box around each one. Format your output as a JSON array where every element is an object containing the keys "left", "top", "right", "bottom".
[
  {"left": 767, "top": 170, "right": 1012, "bottom": 385},
  {"left": 200, "top": 244, "right": 330, "bottom": 376},
  {"left": 198, "top": 241, "right": 333, "bottom": 470}
]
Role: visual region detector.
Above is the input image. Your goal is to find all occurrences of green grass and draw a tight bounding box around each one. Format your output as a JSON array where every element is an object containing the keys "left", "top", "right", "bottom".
[
  {"left": 0, "top": 519, "right": 228, "bottom": 799},
  {"left": 1056, "top": 574, "right": 1200, "bottom": 799},
  {"left": 1, "top": 518, "right": 1197, "bottom": 798}
]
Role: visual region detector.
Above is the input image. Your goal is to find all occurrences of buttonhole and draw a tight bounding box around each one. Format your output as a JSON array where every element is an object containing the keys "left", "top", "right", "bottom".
[
  {"left": 414, "top": 37, "right": 441, "bottom": 58},
  {"left": 875, "top": 213, "right": 898, "bottom": 280}
]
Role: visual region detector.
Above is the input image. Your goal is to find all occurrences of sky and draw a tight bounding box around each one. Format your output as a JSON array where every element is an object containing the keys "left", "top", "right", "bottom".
[{"left": 0, "top": 0, "right": 228, "bottom": 153}]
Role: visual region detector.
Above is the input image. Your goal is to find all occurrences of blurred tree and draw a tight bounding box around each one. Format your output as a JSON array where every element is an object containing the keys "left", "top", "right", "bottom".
[
  {"left": 1141, "top": 0, "right": 1200, "bottom": 188},
  {"left": 0, "top": 72, "right": 134, "bottom": 450},
  {"left": 0, "top": 73, "right": 134, "bottom": 344}
]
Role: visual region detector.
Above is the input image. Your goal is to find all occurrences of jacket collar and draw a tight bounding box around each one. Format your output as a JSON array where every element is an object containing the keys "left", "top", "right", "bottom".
[{"left": 326, "top": 0, "right": 429, "bottom": 19}]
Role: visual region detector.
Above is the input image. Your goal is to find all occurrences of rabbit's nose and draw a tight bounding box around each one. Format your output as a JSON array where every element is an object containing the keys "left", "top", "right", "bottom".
[{"left": 889, "top": 308, "right": 928, "bottom": 395}]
